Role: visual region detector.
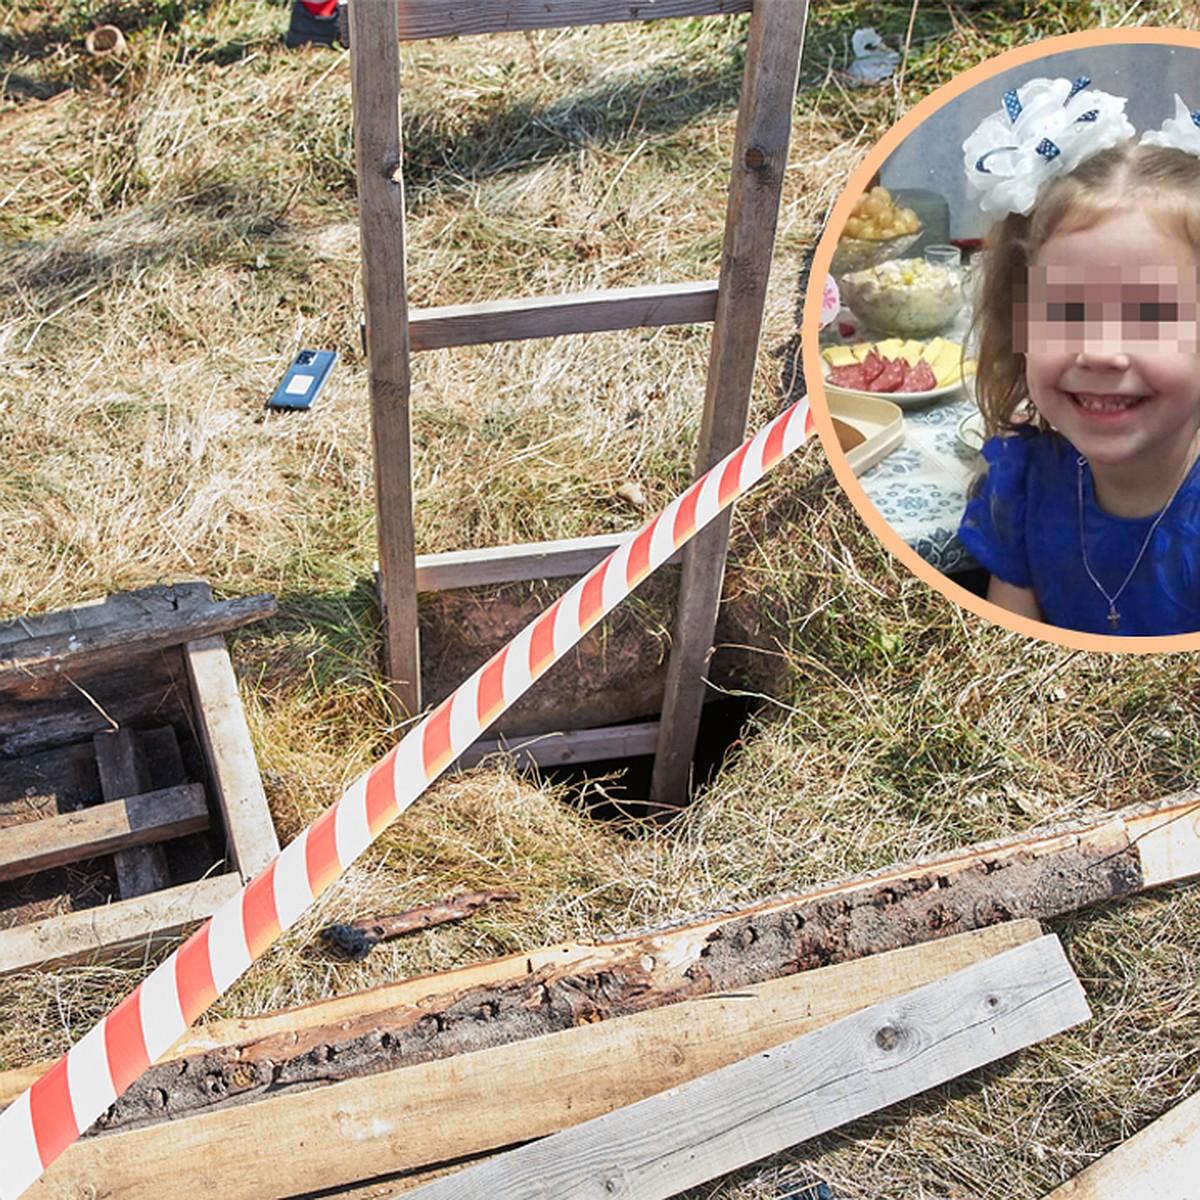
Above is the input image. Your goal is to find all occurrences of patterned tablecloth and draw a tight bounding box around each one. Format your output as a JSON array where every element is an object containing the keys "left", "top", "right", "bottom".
[
  {"left": 820, "top": 294, "right": 984, "bottom": 575},
  {"left": 856, "top": 391, "right": 983, "bottom": 573}
]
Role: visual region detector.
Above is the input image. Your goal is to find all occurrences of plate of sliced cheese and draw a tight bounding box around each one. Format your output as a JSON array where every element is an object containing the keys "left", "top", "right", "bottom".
[{"left": 820, "top": 337, "right": 976, "bottom": 409}]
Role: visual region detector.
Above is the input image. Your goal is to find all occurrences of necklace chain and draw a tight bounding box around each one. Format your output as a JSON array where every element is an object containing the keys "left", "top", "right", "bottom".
[{"left": 1076, "top": 454, "right": 1193, "bottom": 631}]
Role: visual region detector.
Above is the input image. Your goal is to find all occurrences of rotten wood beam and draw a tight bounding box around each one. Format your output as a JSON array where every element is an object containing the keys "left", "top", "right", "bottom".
[
  {"left": 400, "top": 936, "right": 1089, "bottom": 1200},
  {"left": 5, "top": 792, "right": 1194, "bottom": 1137}
]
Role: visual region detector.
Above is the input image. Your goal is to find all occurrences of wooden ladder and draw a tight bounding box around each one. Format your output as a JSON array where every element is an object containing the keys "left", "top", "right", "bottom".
[{"left": 349, "top": 0, "right": 808, "bottom": 807}]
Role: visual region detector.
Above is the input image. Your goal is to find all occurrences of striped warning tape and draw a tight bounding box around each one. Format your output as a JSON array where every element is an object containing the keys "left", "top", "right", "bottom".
[{"left": 0, "top": 396, "right": 810, "bottom": 1199}]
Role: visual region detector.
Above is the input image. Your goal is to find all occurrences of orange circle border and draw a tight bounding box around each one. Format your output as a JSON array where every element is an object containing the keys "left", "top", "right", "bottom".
[{"left": 801, "top": 25, "right": 1200, "bottom": 654}]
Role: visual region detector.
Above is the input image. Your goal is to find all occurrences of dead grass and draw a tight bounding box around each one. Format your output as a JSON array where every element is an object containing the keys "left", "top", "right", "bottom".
[{"left": 5, "top": 2, "right": 1200, "bottom": 1198}]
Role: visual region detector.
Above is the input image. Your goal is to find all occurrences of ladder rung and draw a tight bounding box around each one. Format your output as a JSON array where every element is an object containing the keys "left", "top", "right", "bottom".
[
  {"left": 396, "top": 1, "right": 753, "bottom": 42},
  {"left": 453, "top": 721, "right": 661, "bottom": 770},
  {"left": 409, "top": 280, "right": 719, "bottom": 351},
  {"left": 415, "top": 533, "right": 683, "bottom": 592}
]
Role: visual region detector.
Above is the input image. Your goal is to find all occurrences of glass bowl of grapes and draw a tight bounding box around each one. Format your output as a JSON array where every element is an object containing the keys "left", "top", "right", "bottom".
[{"left": 830, "top": 185, "right": 921, "bottom": 276}]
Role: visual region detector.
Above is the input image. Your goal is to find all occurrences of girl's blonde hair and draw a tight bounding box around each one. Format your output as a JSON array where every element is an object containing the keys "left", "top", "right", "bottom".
[{"left": 973, "top": 142, "right": 1200, "bottom": 437}]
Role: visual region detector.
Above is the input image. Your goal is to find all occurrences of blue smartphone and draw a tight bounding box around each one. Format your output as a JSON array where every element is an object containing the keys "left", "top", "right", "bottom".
[{"left": 266, "top": 349, "right": 338, "bottom": 410}]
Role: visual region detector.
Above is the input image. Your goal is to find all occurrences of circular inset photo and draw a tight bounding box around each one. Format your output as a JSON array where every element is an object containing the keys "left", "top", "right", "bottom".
[{"left": 804, "top": 28, "right": 1200, "bottom": 652}]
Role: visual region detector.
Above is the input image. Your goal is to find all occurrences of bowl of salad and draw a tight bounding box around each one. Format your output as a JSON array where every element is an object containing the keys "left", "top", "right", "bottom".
[{"left": 838, "top": 258, "right": 964, "bottom": 338}]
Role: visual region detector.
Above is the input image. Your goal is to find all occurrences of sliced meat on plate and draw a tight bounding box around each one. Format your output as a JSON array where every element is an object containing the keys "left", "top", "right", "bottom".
[{"left": 896, "top": 359, "right": 938, "bottom": 392}]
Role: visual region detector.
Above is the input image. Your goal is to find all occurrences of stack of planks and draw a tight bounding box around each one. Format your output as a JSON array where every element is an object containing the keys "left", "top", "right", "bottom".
[{"left": 6, "top": 789, "right": 1199, "bottom": 1198}]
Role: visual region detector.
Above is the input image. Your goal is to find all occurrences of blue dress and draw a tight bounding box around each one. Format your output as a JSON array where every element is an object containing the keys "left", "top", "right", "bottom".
[{"left": 958, "top": 428, "right": 1200, "bottom": 636}]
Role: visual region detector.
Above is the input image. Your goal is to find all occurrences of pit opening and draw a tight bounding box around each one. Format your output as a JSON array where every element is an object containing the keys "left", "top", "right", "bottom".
[{"left": 539, "top": 694, "right": 761, "bottom": 823}]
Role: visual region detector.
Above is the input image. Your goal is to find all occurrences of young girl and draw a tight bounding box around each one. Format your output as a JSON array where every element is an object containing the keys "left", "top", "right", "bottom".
[{"left": 958, "top": 79, "right": 1200, "bottom": 636}]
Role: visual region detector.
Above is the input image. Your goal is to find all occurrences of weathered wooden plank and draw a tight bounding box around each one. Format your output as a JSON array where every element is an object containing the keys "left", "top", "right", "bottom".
[
  {"left": 454, "top": 720, "right": 660, "bottom": 770},
  {"left": 0, "top": 783, "right": 208, "bottom": 883},
  {"left": 417, "top": 533, "right": 626, "bottom": 591},
  {"left": 94, "top": 729, "right": 171, "bottom": 899},
  {"left": 184, "top": 635, "right": 278, "bottom": 880},
  {"left": 0, "top": 651, "right": 184, "bottom": 757},
  {"left": 350, "top": 0, "right": 421, "bottom": 717},
  {"left": 408, "top": 281, "right": 719, "bottom": 351},
  {"left": 0, "top": 594, "right": 275, "bottom": 686},
  {"left": 402, "top": 936, "right": 1089, "bottom": 1200},
  {"left": 0, "top": 872, "right": 241, "bottom": 975},
  {"left": 0, "top": 647, "right": 192, "bottom": 759},
  {"left": 21, "top": 924, "right": 1044, "bottom": 1200},
  {"left": 0, "top": 582, "right": 214, "bottom": 648},
  {"left": 394, "top": 0, "right": 754, "bottom": 41},
  {"left": 651, "top": 0, "right": 808, "bottom": 807},
  {"left": 1043, "top": 1089, "right": 1200, "bottom": 1198}
]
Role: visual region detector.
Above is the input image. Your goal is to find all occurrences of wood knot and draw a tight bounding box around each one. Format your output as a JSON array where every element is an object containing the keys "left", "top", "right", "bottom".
[
  {"left": 744, "top": 145, "right": 767, "bottom": 169},
  {"left": 875, "top": 1025, "right": 901, "bottom": 1051}
]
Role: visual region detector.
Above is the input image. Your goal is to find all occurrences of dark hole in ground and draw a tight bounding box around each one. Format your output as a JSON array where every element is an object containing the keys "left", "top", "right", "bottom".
[{"left": 541, "top": 694, "right": 761, "bottom": 824}]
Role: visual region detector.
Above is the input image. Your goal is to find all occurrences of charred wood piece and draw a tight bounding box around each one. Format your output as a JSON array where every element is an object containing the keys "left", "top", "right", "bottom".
[{"left": 321, "top": 888, "right": 521, "bottom": 959}]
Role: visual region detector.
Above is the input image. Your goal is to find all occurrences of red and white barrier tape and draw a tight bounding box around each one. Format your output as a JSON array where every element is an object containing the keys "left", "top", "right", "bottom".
[{"left": 0, "top": 396, "right": 810, "bottom": 1199}]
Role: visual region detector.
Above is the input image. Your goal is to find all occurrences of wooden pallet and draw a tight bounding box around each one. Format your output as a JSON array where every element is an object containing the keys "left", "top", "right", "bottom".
[{"left": 0, "top": 582, "right": 278, "bottom": 974}]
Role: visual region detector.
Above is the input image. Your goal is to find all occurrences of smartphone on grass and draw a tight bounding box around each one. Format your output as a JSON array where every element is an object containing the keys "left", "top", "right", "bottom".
[{"left": 266, "top": 349, "right": 338, "bottom": 411}]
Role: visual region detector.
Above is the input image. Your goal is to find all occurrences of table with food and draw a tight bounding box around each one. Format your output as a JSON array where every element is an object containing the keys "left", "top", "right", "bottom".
[{"left": 817, "top": 185, "right": 985, "bottom": 576}]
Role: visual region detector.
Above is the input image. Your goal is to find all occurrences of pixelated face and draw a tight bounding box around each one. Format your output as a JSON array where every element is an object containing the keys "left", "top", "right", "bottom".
[
  {"left": 1022, "top": 262, "right": 1200, "bottom": 357},
  {"left": 1022, "top": 206, "right": 1200, "bottom": 485}
]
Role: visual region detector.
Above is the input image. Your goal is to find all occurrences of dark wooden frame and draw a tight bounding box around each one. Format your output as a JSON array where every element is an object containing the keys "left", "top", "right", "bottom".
[{"left": 0, "top": 583, "right": 279, "bottom": 974}]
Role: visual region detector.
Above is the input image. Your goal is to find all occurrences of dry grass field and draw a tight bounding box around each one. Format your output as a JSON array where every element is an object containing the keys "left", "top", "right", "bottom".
[{"left": 4, "top": 1, "right": 1200, "bottom": 1196}]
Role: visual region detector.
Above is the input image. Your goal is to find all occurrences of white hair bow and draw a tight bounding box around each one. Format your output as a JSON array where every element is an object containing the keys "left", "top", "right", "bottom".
[
  {"left": 1141, "top": 93, "right": 1200, "bottom": 154},
  {"left": 962, "top": 76, "right": 1135, "bottom": 217}
]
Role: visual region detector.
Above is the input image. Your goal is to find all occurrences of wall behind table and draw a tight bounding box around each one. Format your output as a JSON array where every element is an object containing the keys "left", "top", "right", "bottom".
[{"left": 880, "top": 43, "right": 1200, "bottom": 239}]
